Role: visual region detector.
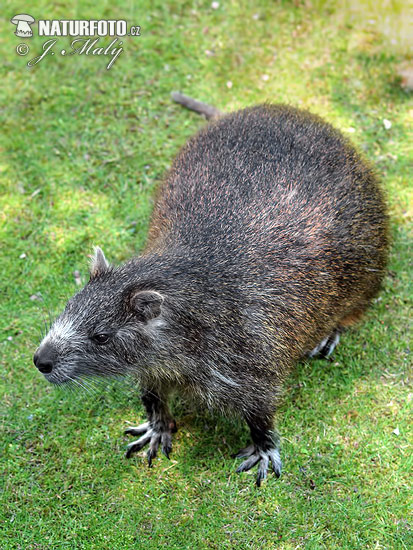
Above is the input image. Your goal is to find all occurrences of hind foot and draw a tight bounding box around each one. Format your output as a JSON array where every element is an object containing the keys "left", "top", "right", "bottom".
[
  {"left": 234, "top": 444, "right": 282, "bottom": 487},
  {"left": 125, "top": 419, "right": 177, "bottom": 465},
  {"left": 308, "top": 329, "right": 340, "bottom": 358}
]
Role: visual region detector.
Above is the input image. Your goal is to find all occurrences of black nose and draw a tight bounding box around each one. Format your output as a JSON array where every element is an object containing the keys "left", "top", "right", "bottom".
[{"left": 33, "top": 343, "right": 57, "bottom": 374}]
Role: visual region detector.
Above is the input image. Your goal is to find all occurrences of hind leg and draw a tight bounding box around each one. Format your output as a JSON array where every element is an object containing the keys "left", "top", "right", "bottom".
[
  {"left": 308, "top": 328, "right": 341, "bottom": 358},
  {"left": 308, "top": 306, "right": 368, "bottom": 359}
]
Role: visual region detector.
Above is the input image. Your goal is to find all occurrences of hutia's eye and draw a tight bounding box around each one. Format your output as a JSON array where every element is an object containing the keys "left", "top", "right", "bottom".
[{"left": 92, "top": 333, "right": 110, "bottom": 345}]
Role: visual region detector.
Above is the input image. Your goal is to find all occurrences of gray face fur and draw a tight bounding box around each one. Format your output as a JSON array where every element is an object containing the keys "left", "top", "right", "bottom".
[{"left": 34, "top": 247, "right": 166, "bottom": 385}]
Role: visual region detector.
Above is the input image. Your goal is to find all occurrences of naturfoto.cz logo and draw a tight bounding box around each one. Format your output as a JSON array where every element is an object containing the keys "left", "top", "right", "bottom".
[{"left": 11, "top": 14, "right": 141, "bottom": 70}]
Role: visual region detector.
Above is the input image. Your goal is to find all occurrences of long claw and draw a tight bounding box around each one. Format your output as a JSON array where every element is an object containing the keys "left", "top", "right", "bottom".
[
  {"left": 124, "top": 421, "right": 176, "bottom": 463},
  {"left": 125, "top": 431, "right": 153, "bottom": 458},
  {"left": 232, "top": 444, "right": 255, "bottom": 459},
  {"left": 236, "top": 453, "right": 261, "bottom": 473},
  {"left": 235, "top": 445, "right": 282, "bottom": 485},
  {"left": 269, "top": 449, "right": 282, "bottom": 477},
  {"left": 161, "top": 431, "right": 172, "bottom": 459},
  {"left": 124, "top": 422, "right": 150, "bottom": 436},
  {"left": 256, "top": 454, "right": 269, "bottom": 486},
  {"left": 147, "top": 448, "right": 156, "bottom": 467}
]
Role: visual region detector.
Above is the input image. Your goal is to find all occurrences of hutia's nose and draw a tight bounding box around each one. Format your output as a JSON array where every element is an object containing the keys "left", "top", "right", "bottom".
[{"left": 33, "top": 343, "right": 57, "bottom": 374}]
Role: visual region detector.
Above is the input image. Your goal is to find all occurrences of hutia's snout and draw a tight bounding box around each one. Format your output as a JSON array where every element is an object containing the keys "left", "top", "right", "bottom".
[{"left": 33, "top": 342, "right": 57, "bottom": 374}]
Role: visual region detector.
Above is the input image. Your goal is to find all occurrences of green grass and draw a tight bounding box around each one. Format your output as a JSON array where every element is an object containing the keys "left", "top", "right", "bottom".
[{"left": 0, "top": 1, "right": 412, "bottom": 549}]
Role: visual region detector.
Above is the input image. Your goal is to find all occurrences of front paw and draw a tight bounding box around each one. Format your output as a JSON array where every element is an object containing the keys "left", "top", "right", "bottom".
[
  {"left": 124, "top": 420, "right": 176, "bottom": 465},
  {"left": 235, "top": 444, "right": 282, "bottom": 486}
]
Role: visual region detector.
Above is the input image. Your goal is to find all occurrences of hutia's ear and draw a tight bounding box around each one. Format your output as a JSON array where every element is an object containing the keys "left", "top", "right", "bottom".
[
  {"left": 129, "top": 290, "right": 164, "bottom": 322},
  {"left": 90, "top": 246, "right": 109, "bottom": 279}
]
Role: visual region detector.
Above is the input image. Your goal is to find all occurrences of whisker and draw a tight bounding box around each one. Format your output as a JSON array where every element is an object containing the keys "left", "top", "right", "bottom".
[
  {"left": 42, "top": 318, "right": 48, "bottom": 339},
  {"left": 64, "top": 380, "right": 76, "bottom": 396},
  {"left": 79, "top": 377, "right": 99, "bottom": 394},
  {"left": 67, "top": 376, "right": 91, "bottom": 395},
  {"left": 47, "top": 309, "right": 54, "bottom": 331}
]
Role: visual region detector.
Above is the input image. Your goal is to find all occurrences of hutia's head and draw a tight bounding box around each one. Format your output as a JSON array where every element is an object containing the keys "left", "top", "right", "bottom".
[{"left": 33, "top": 247, "right": 166, "bottom": 385}]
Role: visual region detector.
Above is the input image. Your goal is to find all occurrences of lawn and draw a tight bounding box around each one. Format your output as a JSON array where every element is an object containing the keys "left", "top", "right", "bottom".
[{"left": 0, "top": 1, "right": 411, "bottom": 549}]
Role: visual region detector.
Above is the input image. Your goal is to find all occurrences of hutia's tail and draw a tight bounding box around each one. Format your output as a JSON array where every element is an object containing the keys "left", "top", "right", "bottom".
[{"left": 171, "top": 92, "right": 221, "bottom": 120}]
